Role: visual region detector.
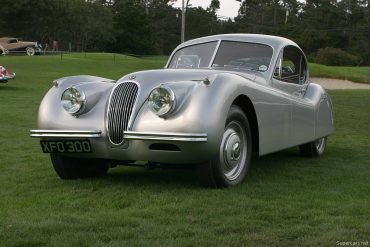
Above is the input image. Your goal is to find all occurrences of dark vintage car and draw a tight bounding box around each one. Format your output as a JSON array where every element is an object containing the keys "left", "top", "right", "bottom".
[
  {"left": 0, "top": 65, "right": 16, "bottom": 83},
  {"left": 0, "top": 37, "right": 42, "bottom": 56},
  {"left": 30, "top": 34, "right": 334, "bottom": 188}
]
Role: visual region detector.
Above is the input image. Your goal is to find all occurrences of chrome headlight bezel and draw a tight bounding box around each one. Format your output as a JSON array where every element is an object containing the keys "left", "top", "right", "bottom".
[
  {"left": 61, "top": 87, "right": 86, "bottom": 116},
  {"left": 148, "top": 85, "right": 176, "bottom": 117}
]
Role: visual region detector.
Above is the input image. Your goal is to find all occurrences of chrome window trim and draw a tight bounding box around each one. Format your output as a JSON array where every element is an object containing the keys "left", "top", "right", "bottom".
[
  {"left": 208, "top": 40, "right": 221, "bottom": 67},
  {"left": 271, "top": 45, "right": 309, "bottom": 85},
  {"left": 166, "top": 40, "right": 219, "bottom": 69},
  {"left": 166, "top": 39, "right": 275, "bottom": 75},
  {"left": 210, "top": 40, "right": 275, "bottom": 72}
]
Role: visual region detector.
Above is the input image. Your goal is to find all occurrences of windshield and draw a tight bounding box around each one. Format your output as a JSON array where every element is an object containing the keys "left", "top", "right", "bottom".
[
  {"left": 168, "top": 41, "right": 218, "bottom": 69},
  {"left": 212, "top": 41, "right": 273, "bottom": 72}
]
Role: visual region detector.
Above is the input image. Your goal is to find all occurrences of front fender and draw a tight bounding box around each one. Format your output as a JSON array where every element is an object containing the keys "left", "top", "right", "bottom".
[
  {"left": 37, "top": 76, "right": 114, "bottom": 132},
  {"left": 130, "top": 73, "right": 259, "bottom": 160}
]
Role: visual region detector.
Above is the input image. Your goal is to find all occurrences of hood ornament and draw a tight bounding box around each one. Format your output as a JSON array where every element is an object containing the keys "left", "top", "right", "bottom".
[{"left": 129, "top": 75, "right": 136, "bottom": 80}]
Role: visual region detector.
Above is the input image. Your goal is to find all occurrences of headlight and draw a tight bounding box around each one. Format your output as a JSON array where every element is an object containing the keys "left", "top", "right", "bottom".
[
  {"left": 148, "top": 86, "right": 176, "bottom": 117},
  {"left": 61, "top": 87, "right": 86, "bottom": 115}
]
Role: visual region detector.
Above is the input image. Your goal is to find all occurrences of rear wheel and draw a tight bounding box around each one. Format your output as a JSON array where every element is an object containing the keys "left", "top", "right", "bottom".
[
  {"left": 299, "top": 137, "right": 327, "bottom": 157},
  {"left": 197, "top": 105, "right": 252, "bottom": 188},
  {"left": 50, "top": 154, "right": 109, "bottom": 179}
]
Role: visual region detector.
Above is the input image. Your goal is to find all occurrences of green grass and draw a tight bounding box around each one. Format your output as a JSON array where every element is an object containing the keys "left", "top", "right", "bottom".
[
  {"left": 0, "top": 53, "right": 369, "bottom": 246},
  {"left": 310, "top": 63, "right": 370, "bottom": 84}
]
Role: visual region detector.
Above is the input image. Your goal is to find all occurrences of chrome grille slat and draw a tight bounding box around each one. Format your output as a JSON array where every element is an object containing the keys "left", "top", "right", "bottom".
[
  {"left": 115, "top": 85, "right": 126, "bottom": 141},
  {"left": 110, "top": 86, "right": 120, "bottom": 142},
  {"left": 121, "top": 84, "right": 132, "bottom": 129},
  {"left": 107, "top": 82, "right": 139, "bottom": 145},
  {"left": 124, "top": 84, "right": 136, "bottom": 130},
  {"left": 112, "top": 85, "right": 124, "bottom": 143}
]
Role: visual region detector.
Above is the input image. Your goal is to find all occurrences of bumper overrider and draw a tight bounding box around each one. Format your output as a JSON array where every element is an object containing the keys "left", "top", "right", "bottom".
[{"left": 30, "top": 129, "right": 209, "bottom": 164}]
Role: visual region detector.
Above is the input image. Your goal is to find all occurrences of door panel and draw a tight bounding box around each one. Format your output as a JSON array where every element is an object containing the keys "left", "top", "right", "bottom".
[
  {"left": 272, "top": 45, "right": 315, "bottom": 147},
  {"left": 254, "top": 87, "right": 292, "bottom": 155}
]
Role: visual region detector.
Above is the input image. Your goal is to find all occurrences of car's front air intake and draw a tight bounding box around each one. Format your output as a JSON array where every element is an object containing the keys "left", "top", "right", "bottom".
[{"left": 107, "top": 81, "right": 139, "bottom": 145}]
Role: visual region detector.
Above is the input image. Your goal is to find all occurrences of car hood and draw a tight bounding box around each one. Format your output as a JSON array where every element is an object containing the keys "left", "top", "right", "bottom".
[
  {"left": 119, "top": 68, "right": 266, "bottom": 87},
  {"left": 117, "top": 68, "right": 267, "bottom": 114}
]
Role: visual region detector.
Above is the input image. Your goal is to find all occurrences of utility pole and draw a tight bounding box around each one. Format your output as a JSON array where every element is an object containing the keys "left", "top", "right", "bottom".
[
  {"left": 180, "top": 0, "right": 241, "bottom": 43},
  {"left": 145, "top": 0, "right": 149, "bottom": 15},
  {"left": 181, "top": 0, "right": 186, "bottom": 43}
]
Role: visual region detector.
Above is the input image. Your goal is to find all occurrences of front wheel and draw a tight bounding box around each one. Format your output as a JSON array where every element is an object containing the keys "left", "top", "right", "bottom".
[
  {"left": 299, "top": 137, "right": 327, "bottom": 157},
  {"left": 50, "top": 154, "right": 110, "bottom": 179},
  {"left": 26, "top": 47, "right": 35, "bottom": 56},
  {"left": 197, "top": 105, "right": 252, "bottom": 188}
]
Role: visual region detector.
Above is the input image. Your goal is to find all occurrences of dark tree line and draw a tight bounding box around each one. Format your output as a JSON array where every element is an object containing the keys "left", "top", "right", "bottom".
[{"left": 0, "top": 0, "right": 369, "bottom": 64}]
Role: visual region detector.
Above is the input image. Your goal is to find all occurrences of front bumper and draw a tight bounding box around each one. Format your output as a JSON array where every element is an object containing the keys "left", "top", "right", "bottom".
[
  {"left": 30, "top": 130, "right": 207, "bottom": 142},
  {"left": 30, "top": 129, "right": 210, "bottom": 164},
  {"left": 30, "top": 130, "right": 102, "bottom": 138}
]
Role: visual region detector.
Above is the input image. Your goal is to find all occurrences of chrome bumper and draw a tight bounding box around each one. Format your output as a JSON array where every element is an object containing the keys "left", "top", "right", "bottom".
[
  {"left": 30, "top": 130, "right": 102, "bottom": 138},
  {"left": 0, "top": 73, "right": 15, "bottom": 82},
  {"left": 30, "top": 130, "right": 207, "bottom": 142}
]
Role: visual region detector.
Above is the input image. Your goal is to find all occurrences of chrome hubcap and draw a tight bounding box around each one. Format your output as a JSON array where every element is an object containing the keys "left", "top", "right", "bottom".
[
  {"left": 220, "top": 121, "right": 247, "bottom": 181},
  {"left": 231, "top": 142, "right": 241, "bottom": 161}
]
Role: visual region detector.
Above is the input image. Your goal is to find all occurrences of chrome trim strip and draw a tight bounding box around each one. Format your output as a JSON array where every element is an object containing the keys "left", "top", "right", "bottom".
[
  {"left": 123, "top": 131, "right": 207, "bottom": 142},
  {"left": 208, "top": 39, "right": 221, "bottom": 67},
  {"left": 30, "top": 130, "right": 101, "bottom": 138}
]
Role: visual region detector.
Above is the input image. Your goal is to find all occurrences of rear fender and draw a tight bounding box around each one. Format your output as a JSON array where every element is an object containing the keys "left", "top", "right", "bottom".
[{"left": 304, "top": 83, "right": 335, "bottom": 138}]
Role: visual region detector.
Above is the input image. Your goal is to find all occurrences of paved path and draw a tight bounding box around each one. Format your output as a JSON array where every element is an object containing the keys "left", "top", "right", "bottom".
[{"left": 311, "top": 77, "right": 370, "bottom": 90}]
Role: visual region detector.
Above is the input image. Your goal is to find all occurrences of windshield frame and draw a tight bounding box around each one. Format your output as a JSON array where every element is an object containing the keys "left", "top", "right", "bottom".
[
  {"left": 166, "top": 41, "right": 220, "bottom": 69},
  {"left": 166, "top": 39, "right": 274, "bottom": 73}
]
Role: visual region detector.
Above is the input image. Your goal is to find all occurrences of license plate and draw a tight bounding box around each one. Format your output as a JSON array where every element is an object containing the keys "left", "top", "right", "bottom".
[{"left": 40, "top": 140, "right": 92, "bottom": 153}]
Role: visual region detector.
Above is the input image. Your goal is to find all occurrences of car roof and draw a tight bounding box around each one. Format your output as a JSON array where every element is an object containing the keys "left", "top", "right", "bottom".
[
  {"left": 0, "top": 37, "right": 18, "bottom": 42},
  {"left": 176, "top": 33, "right": 299, "bottom": 51}
]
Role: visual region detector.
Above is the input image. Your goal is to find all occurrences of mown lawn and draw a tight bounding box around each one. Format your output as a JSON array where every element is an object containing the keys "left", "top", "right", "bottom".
[
  {"left": 310, "top": 63, "right": 370, "bottom": 84},
  {"left": 0, "top": 54, "right": 369, "bottom": 246}
]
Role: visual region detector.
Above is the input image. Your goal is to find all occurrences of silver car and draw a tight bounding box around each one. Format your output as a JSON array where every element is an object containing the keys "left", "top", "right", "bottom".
[{"left": 30, "top": 34, "right": 334, "bottom": 187}]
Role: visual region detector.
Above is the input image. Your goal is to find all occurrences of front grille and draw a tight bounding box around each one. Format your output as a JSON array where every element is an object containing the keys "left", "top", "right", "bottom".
[{"left": 107, "top": 82, "right": 139, "bottom": 145}]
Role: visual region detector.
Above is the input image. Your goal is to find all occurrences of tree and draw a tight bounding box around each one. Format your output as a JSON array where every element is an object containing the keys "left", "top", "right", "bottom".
[
  {"left": 208, "top": 0, "right": 220, "bottom": 13},
  {"left": 113, "top": 0, "right": 154, "bottom": 54}
]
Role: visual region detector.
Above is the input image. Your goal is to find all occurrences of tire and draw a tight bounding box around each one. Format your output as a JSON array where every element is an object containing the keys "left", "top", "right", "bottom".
[
  {"left": 50, "top": 154, "right": 109, "bottom": 179},
  {"left": 197, "top": 105, "right": 252, "bottom": 188},
  {"left": 299, "top": 137, "right": 327, "bottom": 157},
  {"left": 26, "top": 47, "right": 35, "bottom": 56}
]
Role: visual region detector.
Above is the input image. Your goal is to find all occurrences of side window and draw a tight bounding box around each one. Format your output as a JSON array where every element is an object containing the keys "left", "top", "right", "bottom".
[{"left": 274, "top": 46, "right": 307, "bottom": 84}]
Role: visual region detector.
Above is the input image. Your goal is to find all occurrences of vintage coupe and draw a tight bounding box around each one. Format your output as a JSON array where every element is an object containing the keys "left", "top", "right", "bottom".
[
  {"left": 30, "top": 34, "right": 334, "bottom": 187},
  {"left": 0, "top": 37, "right": 42, "bottom": 56}
]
